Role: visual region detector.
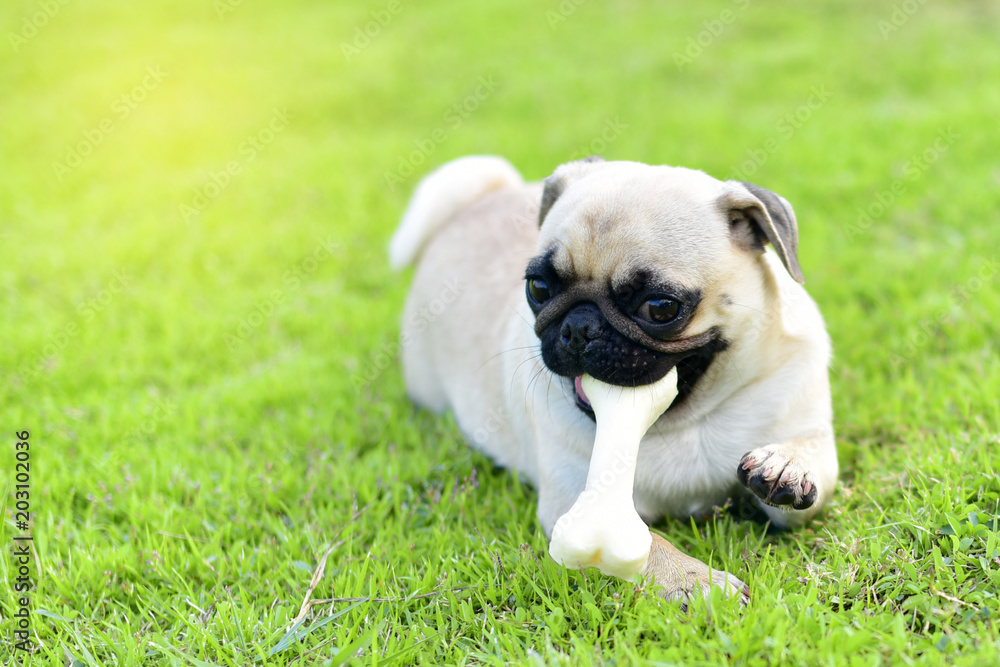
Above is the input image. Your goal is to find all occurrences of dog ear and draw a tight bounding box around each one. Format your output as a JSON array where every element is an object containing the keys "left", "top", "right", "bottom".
[
  {"left": 538, "top": 156, "right": 605, "bottom": 227},
  {"left": 724, "top": 181, "right": 805, "bottom": 284}
]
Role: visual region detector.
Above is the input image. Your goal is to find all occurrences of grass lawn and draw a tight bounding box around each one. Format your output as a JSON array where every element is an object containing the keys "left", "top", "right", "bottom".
[{"left": 2, "top": 0, "right": 999, "bottom": 663}]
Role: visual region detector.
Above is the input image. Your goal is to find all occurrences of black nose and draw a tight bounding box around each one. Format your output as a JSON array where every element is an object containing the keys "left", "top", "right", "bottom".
[{"left": 560, "top": 303, "right": 605, "bottom": 353}]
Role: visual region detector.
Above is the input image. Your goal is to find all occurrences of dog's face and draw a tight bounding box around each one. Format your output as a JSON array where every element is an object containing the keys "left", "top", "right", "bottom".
[{"left": 525, "top": 158, "right": 804, "bottom": 417}]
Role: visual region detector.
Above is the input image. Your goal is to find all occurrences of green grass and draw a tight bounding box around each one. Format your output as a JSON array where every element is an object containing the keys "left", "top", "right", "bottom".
[{"left": 2, "top": 0, "right": 999, "bottom": 664}]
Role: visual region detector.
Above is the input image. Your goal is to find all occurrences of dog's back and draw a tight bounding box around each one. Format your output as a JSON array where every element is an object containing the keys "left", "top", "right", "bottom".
[{"left": 391, "top": 157, "right": 544, "bottom": 473}]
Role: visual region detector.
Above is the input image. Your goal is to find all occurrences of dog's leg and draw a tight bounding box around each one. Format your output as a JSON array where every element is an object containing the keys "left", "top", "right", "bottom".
[
  {"left": 738, "top": 432, "right": 838, "bottom": 528},
  {"left": 642, "top": 532, "right": 749, "bottom": 609},
  {"left": 536, "top": 456, "right": 589, "bottom": 538}
]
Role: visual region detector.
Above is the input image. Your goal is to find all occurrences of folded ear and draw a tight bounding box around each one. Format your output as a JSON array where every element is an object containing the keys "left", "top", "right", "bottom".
[
  {"left": 538, "top": 156, "right": 606, "bottom": 227},
  {"left": 722, "top": 181, "right": 805, "bottom": 284}
]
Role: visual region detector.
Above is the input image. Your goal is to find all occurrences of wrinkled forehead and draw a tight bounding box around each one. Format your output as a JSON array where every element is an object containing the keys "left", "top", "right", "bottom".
[{"left": 536, "top": 165, "right": 730, "bottom": 287}]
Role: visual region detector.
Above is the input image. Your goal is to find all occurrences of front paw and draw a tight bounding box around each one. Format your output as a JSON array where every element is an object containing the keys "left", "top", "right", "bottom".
[
  {"left": 644, "top": 533, "right": 749, "bottom": 611},
  {"left": 738, "top": 447, "right": 818, "bottom": 510},
  {"left": 658, "top": 565, "right": 749, "bottom": 612}
]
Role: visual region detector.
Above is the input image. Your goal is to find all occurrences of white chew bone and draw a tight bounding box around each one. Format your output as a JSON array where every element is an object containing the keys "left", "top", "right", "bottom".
[{"left": 549, "top": 368, "right": 680, "bottom": 579}]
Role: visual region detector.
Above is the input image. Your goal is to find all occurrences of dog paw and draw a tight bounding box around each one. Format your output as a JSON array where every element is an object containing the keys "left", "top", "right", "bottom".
[
  {"left": 657, "top": 566, "right": 750, "bottom": 612},
  {"left": 738, "top": 447, "right": 818, "bottom": 510},
  {"left": 644, "top": 533, "right": 749, "bottom": 611}
]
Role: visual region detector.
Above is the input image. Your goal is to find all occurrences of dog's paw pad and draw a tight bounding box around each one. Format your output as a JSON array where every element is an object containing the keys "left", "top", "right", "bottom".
[{"left": 738, "top": 448, "right": 817, "bottom": 510}]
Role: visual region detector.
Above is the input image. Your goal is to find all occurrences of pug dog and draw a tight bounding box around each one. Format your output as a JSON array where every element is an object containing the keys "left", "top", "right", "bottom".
[{"left": 389, "top": 155, "right": 837, "bottom": 605}]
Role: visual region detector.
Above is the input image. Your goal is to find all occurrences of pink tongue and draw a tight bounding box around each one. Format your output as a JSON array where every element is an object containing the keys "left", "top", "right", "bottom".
[{"left": 574, "top": 376, "right": 591, "bottom": 407}]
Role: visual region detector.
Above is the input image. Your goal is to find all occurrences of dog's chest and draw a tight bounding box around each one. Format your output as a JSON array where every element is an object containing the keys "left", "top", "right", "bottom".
[
  {"left": 631, "top": 422, "right": 751, "bottom": 520},
  {"left": 548, "top": 403, "right": 766, "bottom": 521}
]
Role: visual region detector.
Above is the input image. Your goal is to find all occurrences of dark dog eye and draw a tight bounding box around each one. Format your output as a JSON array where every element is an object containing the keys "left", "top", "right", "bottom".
[
  {"left": 526, "top": 278, "right": 551, "bottom": 304},
  {"left": 639, "top": 297, "right": 680, "bottom": 323}
]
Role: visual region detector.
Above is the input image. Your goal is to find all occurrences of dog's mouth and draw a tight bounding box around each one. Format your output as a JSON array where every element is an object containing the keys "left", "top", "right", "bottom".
[
  {"left": 568, "top": 336, "right": 727, "bottom": 421},
  {"left": 573, "top": 376, "right": 593, "bottom": 415}
]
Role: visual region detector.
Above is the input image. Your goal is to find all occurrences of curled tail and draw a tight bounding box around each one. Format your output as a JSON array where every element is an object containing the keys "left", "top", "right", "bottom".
[{"left": 389, "top": 155, "right": 523, "bottom": 270}]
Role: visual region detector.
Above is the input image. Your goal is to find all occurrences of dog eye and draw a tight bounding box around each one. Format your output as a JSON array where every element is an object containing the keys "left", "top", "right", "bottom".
[
  {"left": 526, "top": 278, "right": 551, "bottom": 304},
  {"left": 639, "top": 297, "right": 680, "bottom": 323}
]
